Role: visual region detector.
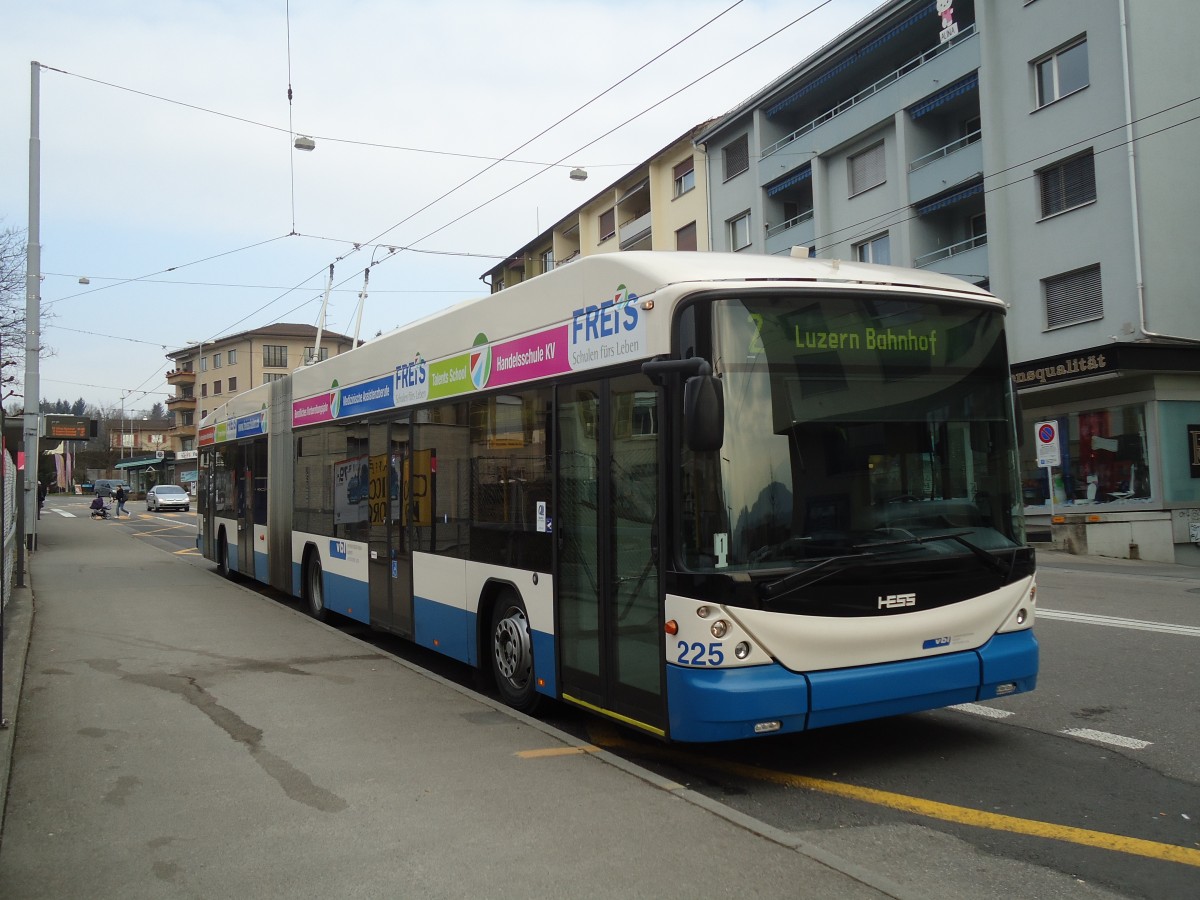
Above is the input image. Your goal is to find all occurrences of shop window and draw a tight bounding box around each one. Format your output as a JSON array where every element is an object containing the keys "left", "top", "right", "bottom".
[{"left": 1021, "top": 403, "right": 1151, "bottom": 509}]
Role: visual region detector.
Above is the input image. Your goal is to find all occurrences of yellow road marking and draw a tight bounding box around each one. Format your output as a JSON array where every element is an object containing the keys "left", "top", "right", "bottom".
[
  {"left": 515, "top": 745, "right": 601, "bottom": 759},
  {"left": 587, "top": 724, "right": 1200, "bottom": 868},
  {"left": 174, "top": 548, "right": 200, "bottom": 555}
]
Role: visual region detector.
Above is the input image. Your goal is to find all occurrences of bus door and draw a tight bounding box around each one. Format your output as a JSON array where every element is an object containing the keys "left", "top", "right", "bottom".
[
  {"left": 236, "top": 438, "right": 268, "bottom": 579},
  {"left": 556, "top": 374, "right": 664, "bottom": 735},
  {"left": 367, "top": 418, "right": 415, "bottom": 638}
]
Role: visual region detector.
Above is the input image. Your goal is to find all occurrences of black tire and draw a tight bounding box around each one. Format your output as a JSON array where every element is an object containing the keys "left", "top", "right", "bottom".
[
  {"left": 216, "top": 531, "right": 231, "bottom": 579},
  {"left": 304, "top": 553, "right": 328, "bottom": 621},
  {"left": 490, "top": 592, "right": 540, "bottom": 713}
]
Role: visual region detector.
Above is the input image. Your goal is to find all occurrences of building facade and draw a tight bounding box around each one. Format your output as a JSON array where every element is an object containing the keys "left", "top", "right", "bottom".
[
  {"left": 694, "top": 0, "right": 1200, "bottom": 564},
  {"left": 164, "top": 323, "right": 356, "bottom": 486},
  {"left": 482, "top": 124, "right": 712, "bottom": 291}
]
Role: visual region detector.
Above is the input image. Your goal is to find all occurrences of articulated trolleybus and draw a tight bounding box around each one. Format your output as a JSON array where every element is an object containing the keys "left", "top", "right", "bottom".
[{"left": 198, "top": 252, "right": 1037, "bottom": 742}]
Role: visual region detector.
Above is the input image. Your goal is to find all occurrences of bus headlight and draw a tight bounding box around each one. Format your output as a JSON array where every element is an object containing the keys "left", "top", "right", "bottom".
[
  {"left": 734, "top": 641, "right": 751, "bottom": 660},
  {"left": 710, "top": 620, "right": 729, "bottom": 638}
]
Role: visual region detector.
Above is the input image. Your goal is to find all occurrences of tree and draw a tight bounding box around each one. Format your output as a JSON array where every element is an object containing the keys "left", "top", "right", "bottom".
[
  {"left": 0, "top": 222, "right": 54, "bottom": 404},
  {"left": 149, "top": 401, "right": 166, "bottom": 420}
]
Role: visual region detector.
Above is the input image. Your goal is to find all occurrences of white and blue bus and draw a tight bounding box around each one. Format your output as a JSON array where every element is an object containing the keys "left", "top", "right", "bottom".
[{"left": 198, "top": 252, "right": 1037, "bottom": 742}]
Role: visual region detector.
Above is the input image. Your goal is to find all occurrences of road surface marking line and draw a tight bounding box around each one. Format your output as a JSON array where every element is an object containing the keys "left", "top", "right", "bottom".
[
  {"left": 1062, "top": 728, "right": 1152, "bottom": 750},
  {"left": 515, "top": 745, "right": 601, "bottom": 759},
  {"left": 174, "top": 548, "right": 200, "bottom": 556},
  {"left": 51, "top": 509, "right": 76, "bottom": 518},
  {"left": 1038, "top": 609, "right": 1200, "bottom": 637},
  {"left": 587, "top": 725, "right": 1200, "bottom": 868},
  {"left": 950, "top": 703, "right": 1014, "bottom": 719}
]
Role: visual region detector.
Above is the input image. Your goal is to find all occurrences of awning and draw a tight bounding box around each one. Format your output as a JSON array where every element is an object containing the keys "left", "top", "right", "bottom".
[
  {"left": 917, "top": 181, "right": 984, "bottom": 215},
  {"left": 766, "top": 166, "right": 813, "bottom": 196},
  {"left": 909, "top": 73, "right": 979, "bottom": 119},
  {"left": 618, "top": 178, "right": 649, "bottom": 203},
  {"left": 859, "top": 4, "right": 937, "bottom": 57},
  {"left": 115, "top": 456, "right": 167, "bottom": 470},
  {"left": 767, "top": 56, "right": 857, "bottom": 118},
  {"left": 766, "top": 3, "right": 937, "bottom": 118}
]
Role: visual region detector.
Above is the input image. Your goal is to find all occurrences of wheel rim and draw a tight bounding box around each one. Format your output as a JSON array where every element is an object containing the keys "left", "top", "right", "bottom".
[{"left": 494, "top": 606, "right": 532, "bottom": 688}]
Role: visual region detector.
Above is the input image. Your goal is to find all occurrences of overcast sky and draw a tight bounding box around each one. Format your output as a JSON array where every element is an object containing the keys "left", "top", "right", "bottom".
[{"left": 2, "top": 0, "right": 880, "bottom": 414}]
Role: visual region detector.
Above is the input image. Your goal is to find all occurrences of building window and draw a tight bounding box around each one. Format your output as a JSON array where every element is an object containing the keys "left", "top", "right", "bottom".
[
  {"left": 676, "top": 221, "right": 697, "bottom": 252},
  {"left": 1035, "top": 38, "right": 1088, "bottom": 108},
  {"left": 540, "top": 248, "right": 554, "bottom": 273},
  {"left": 854, "top": 232, "right": 890, "bottom": 265},
  {"left": 598, "top": 208, "right": 616, "bottom": 242},
  {"left": 673, "top": 157, "right": 695, "bottom": 197},
  {"left": 263, "top": 373, "right": 286, "bottom": 385},
  {"left": 263, "top": 345, "right": 287, "bottom": 368},
  {"left": 228, "top": 349, "right": 236, "bottom": 365},
  {"left": 181, "top": 412, "right": 194, "bottom": 426},
  {"left": 1038, "top": 151, "right": 1096, "bottom": 218},
  {"left": 304, "top": 347, "right": 330, "bottom": 364},
  {"left": 723, "top": 135, "right": 749, "bottom": 181},
  {"left": 200, "top": 409, "right": 207, "bottom": 421},
  {"left": 200, "top": 383, "right": 208, "bottom": 398},
  {"left": 228, "top": 376, "right": 237, "bottom": 392},
  {"left": 728, "top": 212, "right": 752, "bottom": 251},
  {"left": 213, "top": 380, "right": 222, "bottom": 395},
  {"left": 1044, "top": 264, "right": 1102, "bottom": 328},
  {"left": 213, "top": 352, "right": 222, "bottom": 369},
  {"left": 200, "top": 356, "right": 208, "bottom": 373},
  {"left": 849, "top": 143, "right": 886, "bottom": 196}
]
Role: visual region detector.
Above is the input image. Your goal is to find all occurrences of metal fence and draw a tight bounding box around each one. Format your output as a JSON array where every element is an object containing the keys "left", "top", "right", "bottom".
[{"left": 2, "top": 449, "right": 16, "bottom": 612}]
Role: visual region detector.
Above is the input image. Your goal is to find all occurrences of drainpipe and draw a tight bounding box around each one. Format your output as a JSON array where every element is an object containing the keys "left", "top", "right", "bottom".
[{"left": 1120, "top": 0, "right": 1200, "bottom": 345}]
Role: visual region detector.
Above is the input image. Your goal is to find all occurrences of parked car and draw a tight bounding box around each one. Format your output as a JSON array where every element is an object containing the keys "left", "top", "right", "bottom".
[
  {"left": 93, "top": 479, "right": 130, "bottom": 498},
  {"left": 146, "top": 484, "right": 190, "bottom": 512}
]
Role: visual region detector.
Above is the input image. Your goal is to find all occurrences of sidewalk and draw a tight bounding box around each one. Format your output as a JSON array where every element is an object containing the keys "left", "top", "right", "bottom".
[{"left": 0, "top": 510, "right": 901, "bottom": 899}]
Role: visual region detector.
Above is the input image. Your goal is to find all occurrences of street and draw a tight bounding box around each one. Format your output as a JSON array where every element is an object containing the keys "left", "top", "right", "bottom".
[{"left": 42, "top": 495, "right": 1200, "bottom": 897}]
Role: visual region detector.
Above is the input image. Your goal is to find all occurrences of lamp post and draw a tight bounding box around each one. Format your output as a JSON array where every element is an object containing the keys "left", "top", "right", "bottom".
[{"left": 23, "top": 61, "right": 42, "bottom": 553}]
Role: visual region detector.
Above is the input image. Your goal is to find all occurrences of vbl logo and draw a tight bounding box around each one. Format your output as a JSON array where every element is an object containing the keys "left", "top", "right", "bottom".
[{"left": 330, "top": 540, "right": 348, "bottom": 560}]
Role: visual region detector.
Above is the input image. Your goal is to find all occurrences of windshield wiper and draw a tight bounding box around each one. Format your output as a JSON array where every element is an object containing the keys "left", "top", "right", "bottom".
[
  {"left": 759, "top": 547, "right": 912, "bottom": 603},
  {"left": 853, "top": 529, "right": 1011, "bottom": 577}
]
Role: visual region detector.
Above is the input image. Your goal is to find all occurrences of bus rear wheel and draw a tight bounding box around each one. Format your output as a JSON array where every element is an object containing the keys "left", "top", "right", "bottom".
[
  {"left": 304, "top": 554, "right": 328, "bottom": 622},
  {"left": 491, "top": 593, "right": 540, "bottom": 713}
]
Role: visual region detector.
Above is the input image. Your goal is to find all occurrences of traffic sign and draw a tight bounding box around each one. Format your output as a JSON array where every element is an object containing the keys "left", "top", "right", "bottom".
[{"left": 1035, "top": 420, "right": 1061, "bottom": 467}]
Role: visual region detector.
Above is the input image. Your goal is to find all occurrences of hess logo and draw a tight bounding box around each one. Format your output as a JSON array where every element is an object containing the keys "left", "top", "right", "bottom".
[{"left": 878, "top": 592, "right": 917, "bottom": 609}]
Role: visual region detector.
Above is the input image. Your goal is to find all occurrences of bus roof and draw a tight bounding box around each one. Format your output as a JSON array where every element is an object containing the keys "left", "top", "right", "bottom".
[{"left": 202, "top": 252, "right": 1000, "bottom": 433}]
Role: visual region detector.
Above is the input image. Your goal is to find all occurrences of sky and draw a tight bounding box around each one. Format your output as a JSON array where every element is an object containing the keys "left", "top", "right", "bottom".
[{"left": 1, "top": 0, "right": 881, "bottom": 415}]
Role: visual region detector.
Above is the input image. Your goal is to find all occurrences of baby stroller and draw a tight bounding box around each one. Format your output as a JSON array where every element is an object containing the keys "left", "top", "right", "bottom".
[{"left": 90, "top": 497, "right": 111, "bottom": 519}]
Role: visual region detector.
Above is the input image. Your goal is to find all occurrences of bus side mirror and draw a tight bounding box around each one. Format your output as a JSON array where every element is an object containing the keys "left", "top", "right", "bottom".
[{"left": 684, "top": 374, "right": 724, "bottom": 452}]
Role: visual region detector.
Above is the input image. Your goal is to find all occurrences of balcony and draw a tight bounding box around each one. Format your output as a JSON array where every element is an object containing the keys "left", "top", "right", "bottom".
[
  {"left": 914, "top": 233, "right": 989, "bottom": 282},
  {"left": 908, "top": 131, "right": 983, "bottom": 205},
  {"left": 761, "top": 23, "right": 978, "bottom": 164},
  {"left": 166, "top": 394, "right": 197, "bottom": 411},
  {"left": 166, "top": 368, "right": 196, "bottom": 386},
  {"left": 765, "top": 210, "right": 816, "bottom": 257},
  {"left": 619, "top": 210, "right": 652, "bottom": 250}
]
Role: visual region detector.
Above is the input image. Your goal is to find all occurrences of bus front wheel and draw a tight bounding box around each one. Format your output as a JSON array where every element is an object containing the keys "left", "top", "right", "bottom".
[
  {"left": 304, "top": 554, "right": 328, "bottom": 622},
  {"left": 491, "top": 592, "right": 540, "bottom": 714}
]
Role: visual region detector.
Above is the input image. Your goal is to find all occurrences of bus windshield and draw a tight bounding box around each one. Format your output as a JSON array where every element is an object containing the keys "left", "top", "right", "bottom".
[{"left": 680, "top": 293, "right": 1025, "bottom": 573}]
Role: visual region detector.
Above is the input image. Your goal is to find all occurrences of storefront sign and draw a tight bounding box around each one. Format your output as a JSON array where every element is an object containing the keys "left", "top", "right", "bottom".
[{"left": 1012, "top": 353, "right": 1109, "bottom": 388}]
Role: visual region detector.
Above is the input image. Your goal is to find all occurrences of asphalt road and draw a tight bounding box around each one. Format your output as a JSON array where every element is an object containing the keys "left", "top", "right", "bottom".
[{"left": 43, "top": 495, "right": 1200, "bottom": 898}]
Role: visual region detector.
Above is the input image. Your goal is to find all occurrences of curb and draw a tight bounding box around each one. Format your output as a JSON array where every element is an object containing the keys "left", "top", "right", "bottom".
[{"left": 0, "top": 579, "right": 34, "bottom": 847}]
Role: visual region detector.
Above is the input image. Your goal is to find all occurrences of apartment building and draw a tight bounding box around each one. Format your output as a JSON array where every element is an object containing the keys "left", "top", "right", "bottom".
[
  {"left": 164, "top": 323, "right": 356, "bottom": 485},
  {"left": 482, "top": 124, "right": 712, "bottom": 291},
  {"left": 693, "top": 0, "right": 1200, "bottom": 563}
]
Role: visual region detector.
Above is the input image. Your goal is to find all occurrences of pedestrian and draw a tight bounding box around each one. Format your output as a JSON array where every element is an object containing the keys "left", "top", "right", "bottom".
[{"left": 114, "top": 484, "right": 129, "bottom": 517}]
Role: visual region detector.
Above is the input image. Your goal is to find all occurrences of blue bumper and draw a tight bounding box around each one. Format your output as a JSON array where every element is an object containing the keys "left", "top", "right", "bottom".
[{"left": 665, "top": 630, "right": 1039, "bottom": 742}]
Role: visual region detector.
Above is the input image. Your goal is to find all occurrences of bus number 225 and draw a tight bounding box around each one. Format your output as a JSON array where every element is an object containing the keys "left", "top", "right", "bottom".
[{"left": 676, "top": 641, "right": 725, "bottom": 666}]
